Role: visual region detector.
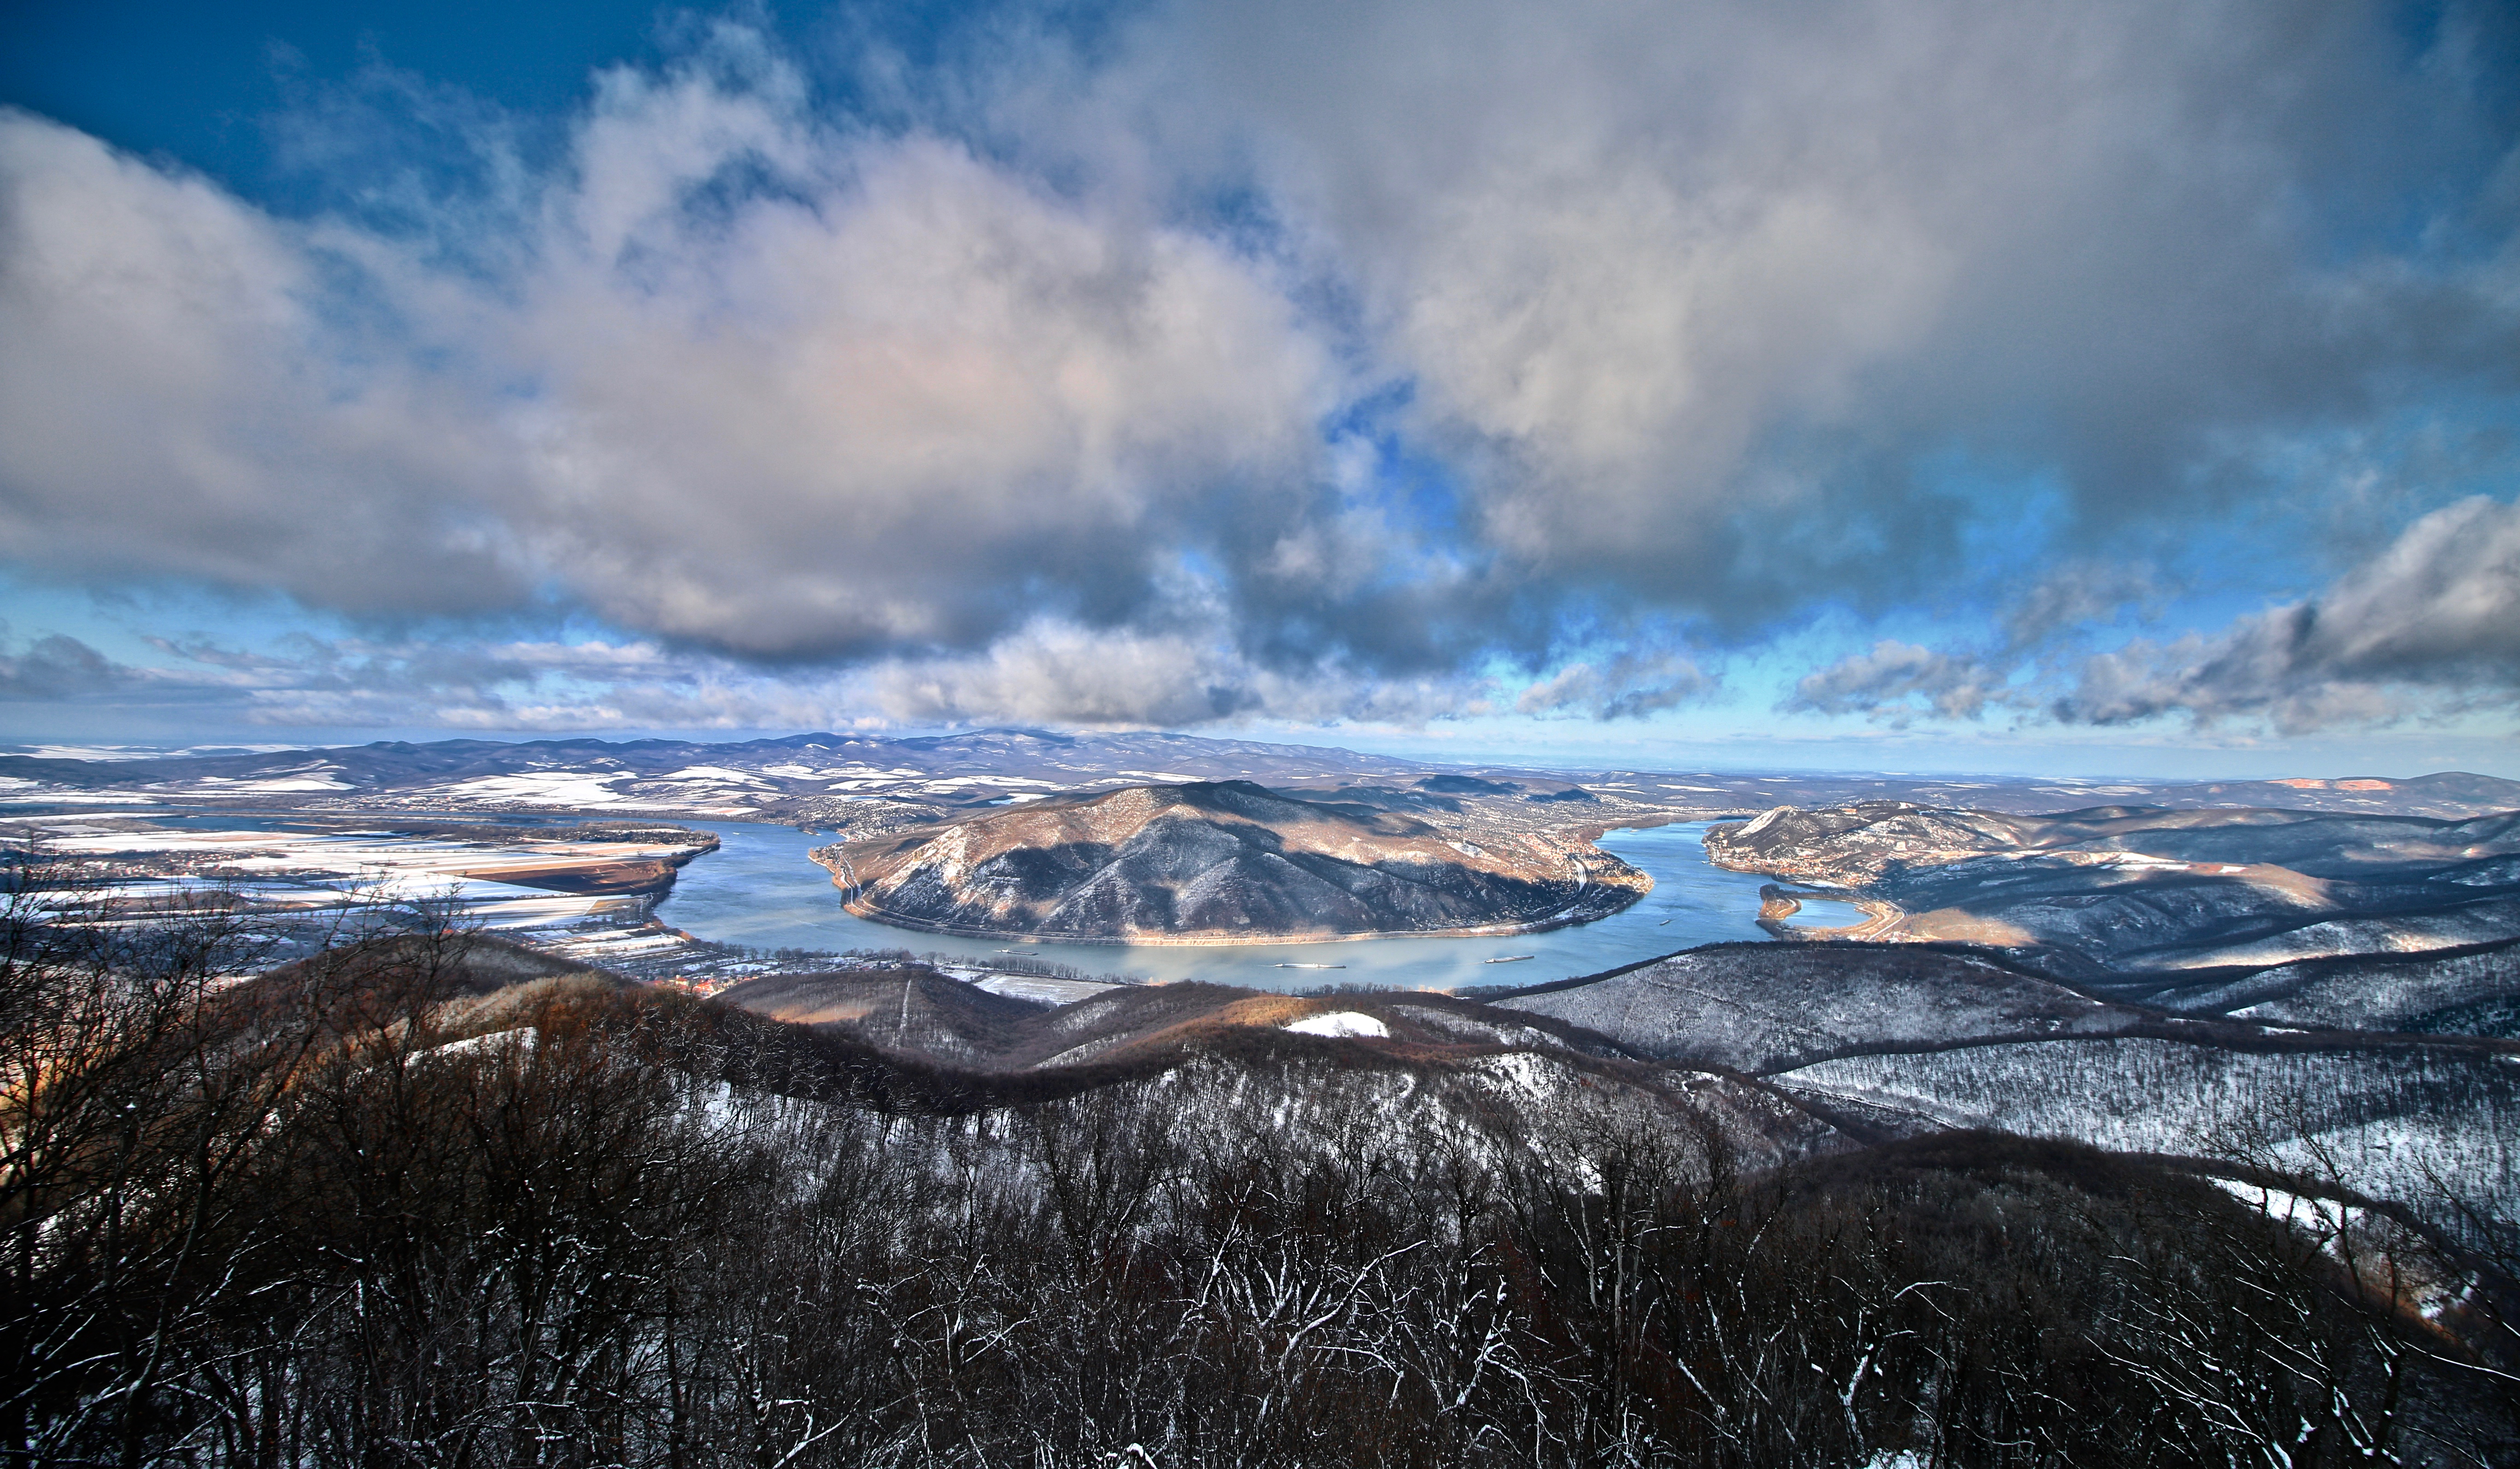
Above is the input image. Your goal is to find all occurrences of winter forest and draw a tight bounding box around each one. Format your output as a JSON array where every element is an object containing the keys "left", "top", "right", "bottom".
[{"left": 9, "top": 859, "right": 2519, "bottom": 1469}]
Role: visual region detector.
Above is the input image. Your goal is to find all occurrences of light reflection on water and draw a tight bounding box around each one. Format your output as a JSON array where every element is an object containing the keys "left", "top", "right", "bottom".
[{"left": 654, "top": 820, "right": 1782, "bottom": 993}]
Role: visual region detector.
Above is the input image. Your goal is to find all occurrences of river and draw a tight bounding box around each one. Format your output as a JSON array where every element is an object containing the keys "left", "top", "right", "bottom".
[{"left": 654, "top": 820, "right": 1783, "bottom": 993}]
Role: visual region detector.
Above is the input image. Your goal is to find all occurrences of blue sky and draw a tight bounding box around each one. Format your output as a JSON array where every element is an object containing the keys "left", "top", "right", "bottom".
[{"left": 4, "top": 0, "right": 2520, "bottom": 777}]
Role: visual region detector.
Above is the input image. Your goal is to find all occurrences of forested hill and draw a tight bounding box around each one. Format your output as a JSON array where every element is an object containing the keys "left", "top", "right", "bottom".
[
  {"left": 11, "top": 908, "right": 2518, "bottom": 1466},
  {"left": 820, "top": 780, "right": 1650, "bottom": 941}
]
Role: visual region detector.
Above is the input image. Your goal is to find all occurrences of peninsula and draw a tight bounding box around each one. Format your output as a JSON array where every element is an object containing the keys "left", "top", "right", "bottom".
[{"left": 815, "top": 780, "right": 1651, "bottom": 942}]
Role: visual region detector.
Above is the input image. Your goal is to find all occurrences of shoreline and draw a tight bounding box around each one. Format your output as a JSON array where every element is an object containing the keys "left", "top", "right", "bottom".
[
  {"left": 1752, "top": 883, "right": 1907, "bottom": 941},
  {"left": 831, "top": 878, "right": 1651, "bottom": 947},
  {"left": 816, "top": 814, "right": 1661, "bottom": 948}
]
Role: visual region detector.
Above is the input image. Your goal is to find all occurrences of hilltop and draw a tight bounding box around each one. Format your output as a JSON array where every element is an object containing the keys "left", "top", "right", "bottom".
[
  {"left": 1703, "top": 799, "right": 2520, "bottom": 973},
  {"left": 815, "top": 779, "right": 1651, "bottom": 942}
]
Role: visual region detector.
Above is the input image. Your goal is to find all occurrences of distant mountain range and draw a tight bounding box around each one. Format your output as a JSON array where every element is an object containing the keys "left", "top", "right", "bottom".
[{"left": 5, "top": 728, "right": 2514, "bottom": 826}]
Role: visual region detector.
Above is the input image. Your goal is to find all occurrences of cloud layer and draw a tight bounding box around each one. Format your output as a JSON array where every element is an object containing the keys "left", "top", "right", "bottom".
[
  {"left": 1789, "top": 497, "right": 2520, "bottom": 735},
  {"left": 2, "top": 35, "right": 1338, "bottom": 661},
  {"left": 2059, "top": 496, "right": 2520, "bottom": 732},
  {"left": 2, "top": 0, "right": 2517, "bottom": 734}
]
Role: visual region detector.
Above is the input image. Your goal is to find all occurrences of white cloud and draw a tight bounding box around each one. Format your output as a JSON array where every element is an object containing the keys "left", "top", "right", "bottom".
[
  {"left": 863, "top": 618, "right": 1491, "bottom": 728},
  {"left": 4, "top": 2, "right": 2519, "bottom": 735},
  {"left": 0, "top": 33, "right": 1338, "bottom": 664},
  {"left": 0, "top": 113, "right": 531, "bottom": 613},
  {"left": 508, "top": 39, "right": 1336, "bottom": 655},
  {"left": 1099, "top": 0, "right": 2518, "bottom": 615},
  {"left": 1786, "top": 640, "right": 2008, "bottom": 724},
  {"left": 2056, "top": 496, "right": 2520, "bottom": 732},
  {"left": 1516, "top": 651, "right": 1713, "bottom": 720}
]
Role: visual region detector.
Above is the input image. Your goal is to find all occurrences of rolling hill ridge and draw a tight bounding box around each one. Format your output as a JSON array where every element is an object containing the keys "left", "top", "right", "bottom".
[{"left": 817, "top": 779, "right": 1651, "bottom": 942}]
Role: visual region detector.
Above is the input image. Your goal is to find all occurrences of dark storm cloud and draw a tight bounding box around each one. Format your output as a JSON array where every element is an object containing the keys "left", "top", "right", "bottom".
[
  {"left": 0, "top": 634, "right": 128, "bottom": 700},
  {"left": 1, "top": 2, "right": 2516, "bottom": 726},
  {"left": 0, "top": 630, "right": 271, "bottom": 712}
]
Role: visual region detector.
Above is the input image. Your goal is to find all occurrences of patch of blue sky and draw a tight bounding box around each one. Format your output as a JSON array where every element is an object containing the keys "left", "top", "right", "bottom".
[
  {"left": 1936, "top": 456, "right": 2069, "bottom": 564},
  {"left": 2243, "top": 401, "right": 2520, "bottom": 535},
  {"left": 2303, "top": 3, "right": 2520, "bottom": 269},
  {"left": 0, "top": 0, "right": 668, "bottom": 199},
  {"left": 5, "top": 581, "right": 353, "bottom": 677},
  {"left": 800, "top": 0, "right": 1142, "bottom": 124},
  {"left": 1323, "top": 389, "right": 1474, "bottom": 545},
  {"left": 260, "top": 71, "right": 551, "bottom": 270},
  {"left": 0, "top": 579, "right": 144, "bottom": 659},
  {"left": 1907, "top": 412, "right": 2520, "bottom": 654},
  {"left": 1168, "top": 177, "right": 1288, "bottom": 258}
]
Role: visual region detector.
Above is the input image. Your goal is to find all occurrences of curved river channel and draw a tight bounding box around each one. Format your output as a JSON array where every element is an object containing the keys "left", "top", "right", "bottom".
[{"left": 655, "top": 820, "right": 1796, "bottom": 993}]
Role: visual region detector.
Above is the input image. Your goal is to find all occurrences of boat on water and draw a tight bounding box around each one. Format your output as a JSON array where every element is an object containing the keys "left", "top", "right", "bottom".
[{"left": 1483, "top": 954, "right": 1536, "bottom": 964}]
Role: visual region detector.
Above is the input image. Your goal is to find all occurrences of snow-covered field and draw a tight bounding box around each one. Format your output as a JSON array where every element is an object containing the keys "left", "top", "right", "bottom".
[
  {"left": 1283, "top": 1010, "right": 1390, "bottom": 1039},
  {"left": 967, "top": 972, "right": 1120, "bottom": 1005},
  {"left": 13, "top": 819, "right": 696, "bottom": 930}
]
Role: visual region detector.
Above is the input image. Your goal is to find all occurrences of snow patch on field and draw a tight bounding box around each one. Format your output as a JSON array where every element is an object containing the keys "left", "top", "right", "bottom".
[
  {"left": 429, "top": 1027, "right": 537, "bottom": 1061},
  {"left": 30, "top": 826, "right": 696, "bottom": 931},
  {"left": 189, "top": 772, "right": 355, "bottom": 793},
  {"left": 1283, "top": 1011, "right": 1389, "bottom": 1039},
  {"left": 432, "top": 773, "right": 636, "bottom": 806},
  {"left": 656, "top": 765, "right": 772, "bottom": 786},
  {"left": 973, "top": 974, "right": 1119, "bottom": 1006}
]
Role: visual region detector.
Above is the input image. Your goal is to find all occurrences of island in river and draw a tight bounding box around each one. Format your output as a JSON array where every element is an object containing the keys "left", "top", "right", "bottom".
[{"left": 813, "top": 780, "right": 1652, "bottom": 943}]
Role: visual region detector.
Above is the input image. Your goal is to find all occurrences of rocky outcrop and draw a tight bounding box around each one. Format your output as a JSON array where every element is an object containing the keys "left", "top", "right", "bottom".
[{"left": 816, "top": 781, "right": 1650, "bottom": 942}]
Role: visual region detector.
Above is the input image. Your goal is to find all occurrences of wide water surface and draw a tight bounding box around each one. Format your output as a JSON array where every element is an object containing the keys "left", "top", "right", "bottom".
[{"left": 656, "top": 821, "right": 1781, "bottom": 993}]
